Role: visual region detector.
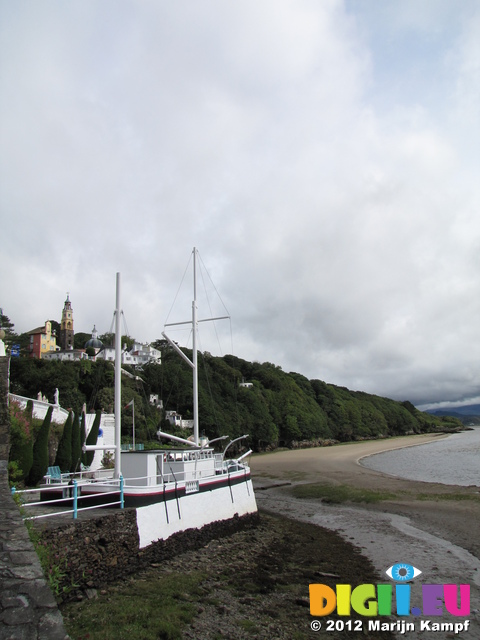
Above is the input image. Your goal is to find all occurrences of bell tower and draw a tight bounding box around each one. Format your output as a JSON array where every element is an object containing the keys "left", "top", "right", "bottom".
[{"left": 59, "top": 293, "right": 74, "bottom": 351}]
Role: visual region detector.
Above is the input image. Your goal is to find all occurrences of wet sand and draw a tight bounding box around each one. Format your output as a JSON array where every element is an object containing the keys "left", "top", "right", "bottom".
[
  {"left": 251, "top": 433, "right": 455, "bottom": 492},
  {"left": 250, "top": 435, "right": 480, "bottom": 640},
  {"left": 251, "top": 434, "right": 480, "bottom": 555}
]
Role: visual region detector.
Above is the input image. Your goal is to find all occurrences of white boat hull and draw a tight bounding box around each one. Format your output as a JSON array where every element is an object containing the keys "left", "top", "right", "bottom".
[
  {"left": 40, "top": 465, "right": 257, "bottom": 549},
  {"left": 136, "top": 477, "right": 256, "bottom": 548}
]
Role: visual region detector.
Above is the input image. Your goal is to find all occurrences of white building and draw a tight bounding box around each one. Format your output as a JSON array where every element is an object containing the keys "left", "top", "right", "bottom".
[
  {"left": 129, "top": 341, "right": 161, "bottom": 364},
  {"left": 96, "top": 342, "right": 161, "bottom": 366},
  {"left": 165, "top": 410, "right": 194, "bottom": 430},
  {"left": 150, "top": 394, "right": 163, "bottom": 408},
  {"left": 43, "top": 349, "right": 88, "bottom": 362}
]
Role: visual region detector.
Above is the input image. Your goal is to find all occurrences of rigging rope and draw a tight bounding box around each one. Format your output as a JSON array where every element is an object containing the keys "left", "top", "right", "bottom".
[
  {"left": 163, "top": 252, "right": 193, "bottom": 327},
  {"left": 161, "top": 248, "right": 240, "bottom": 437}
]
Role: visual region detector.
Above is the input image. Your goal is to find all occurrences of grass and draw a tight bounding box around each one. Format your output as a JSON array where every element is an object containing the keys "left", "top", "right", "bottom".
[
  {"left": 237, "top": 619, "right": 259, "bottom": 634},
  {"left": 62, "top": 571, "right": 205, "bottom": 640},
  {"left": 415, "top": 491, "right": 480, "bottom": 502},
  {"left": 290, "top": 482, "right": 396, "bottom": 503},
  {"left": 290, "top": 482, "right": 480, "bottom": 504}
]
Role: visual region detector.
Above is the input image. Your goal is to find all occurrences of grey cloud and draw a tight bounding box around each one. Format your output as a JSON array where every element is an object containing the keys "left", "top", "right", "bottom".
[{"left": 1, "top": 0, "right": 479, "bottom": 407}]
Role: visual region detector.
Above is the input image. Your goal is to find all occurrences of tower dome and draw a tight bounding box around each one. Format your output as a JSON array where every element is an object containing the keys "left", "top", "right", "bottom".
[{"left": 85, "top": 325, "right": 103, "bottom": 350}]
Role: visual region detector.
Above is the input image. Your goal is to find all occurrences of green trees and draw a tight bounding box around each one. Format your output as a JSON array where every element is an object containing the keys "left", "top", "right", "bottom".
[
  {"left": 10, "top": 359, "right": 83, "bottom": 410},
  {"left": 236, "top": 386, "right": 278, "bottom": 450},
  {"left": 8, "top": 402, "right": 34, "bottom": 483},
  {"left": 166, "top": 354, "right": 451, "bottom": 448},
  {"left": 27, "top": 406, "right": 53, "bottom": 486},
  {"left": 99, "top": 333, "right": 134, "bottom": 349},
  {"left": 54, "top": 411, "right": 73, "bottom": 472},
  {"left": 0, "top": 311, "right": 16, "bottom": 343},
  {"left": 7, "top": 342, "right": 454, "bottom": 454},
  {"left": 74, "top": 332, "right": 91, "bottom": 349},
  {"left": 9, "top": 358, "right": 116, "bottom": 414}
]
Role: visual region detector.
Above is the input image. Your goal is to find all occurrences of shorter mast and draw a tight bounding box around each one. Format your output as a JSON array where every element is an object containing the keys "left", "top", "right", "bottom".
[
  {"left": 163, "top": 247, "right": 229, "bottom": 446},
  {"left": 132, "top": 399, "right": 135, "bottom": 450}
]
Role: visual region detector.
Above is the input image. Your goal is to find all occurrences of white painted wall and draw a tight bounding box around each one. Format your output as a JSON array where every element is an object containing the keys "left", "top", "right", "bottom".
[
  {"left": 135, "top": 479, "right": 257, "bottom": 548},
  {"left": 84, "top": 413, "right": 115, "bottom": 471}
]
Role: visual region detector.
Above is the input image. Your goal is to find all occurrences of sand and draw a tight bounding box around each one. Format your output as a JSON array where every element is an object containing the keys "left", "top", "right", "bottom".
[{"left": 250, "top": 434, "right": 480, "bottom": 640}]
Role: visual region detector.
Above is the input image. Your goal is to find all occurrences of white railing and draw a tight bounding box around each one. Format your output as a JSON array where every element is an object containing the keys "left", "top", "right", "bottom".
[
  {"left": 11, "top": 478, "right": 124, "bottom": 521},
  {"left": 11, "top": 460, "right": 251, "bottom": 521},
  {"left": 9, "top": 393, "right": 69, "bottom": 424},
  {"left": 121, "top": 460, "right": 248, "bottom": 489},
  {"left": 43, "top": 467, "right": 115, "bottom": 484}
]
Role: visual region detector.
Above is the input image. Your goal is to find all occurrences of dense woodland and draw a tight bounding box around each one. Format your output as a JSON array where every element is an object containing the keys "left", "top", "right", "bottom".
[{"left": 8, "top": 338, "right": 462, "bottom": 458}]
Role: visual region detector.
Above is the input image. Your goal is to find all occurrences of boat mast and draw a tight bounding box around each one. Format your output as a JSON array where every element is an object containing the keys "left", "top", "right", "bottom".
[
  {"left": 162, "top": 247, "right": 230, "bottom": 447},
  {"left": 83, "top": 273, "right": 124, "bottom": 470},
  {"left": 192, "top": 247, "right": 199, "bottom": 445},
  {"left": 114, "top": 272, "right": 122, "bottom": 478}
]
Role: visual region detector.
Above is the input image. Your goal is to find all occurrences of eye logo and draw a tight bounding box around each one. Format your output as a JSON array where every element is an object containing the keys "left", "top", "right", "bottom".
[{"left": 386, "top": 563, "right": 422, "bottom": 582}]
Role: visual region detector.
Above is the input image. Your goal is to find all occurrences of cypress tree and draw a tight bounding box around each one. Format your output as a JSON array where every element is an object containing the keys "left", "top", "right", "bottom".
[
  {"left": 82, "top": 409, "right": 101, "bottom": 467},
  {"left": 8, "top": 403, "right": 33, "bottom": 483},
  {"left": 24, "top": 400, "right": 34, "bottom": 478},
  {"left": 54, "top": 411, "right": 73, "bottom": 472},
  {"left": 71, "top": 412, "right": 82, "bottom": 473},
  {"left": 80, "top": 410, "right": 87, "bottom": 455},
  {"left": 27, "top": 406, "right": 53, "bottom": 486}
]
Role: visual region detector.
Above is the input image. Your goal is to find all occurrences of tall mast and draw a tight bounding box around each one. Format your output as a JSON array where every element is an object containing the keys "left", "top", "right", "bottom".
[
  {"left": 114, "top": 273, "right": 122, "bottom": 478},
  {"left": 162, "top": 247, "right": 229, "bottom": 448},
  {"left": 192, "top": 247, "right": 199, "bottom": 445}
]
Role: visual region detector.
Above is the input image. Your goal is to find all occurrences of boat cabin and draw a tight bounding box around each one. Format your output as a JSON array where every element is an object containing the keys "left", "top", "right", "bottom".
[{"left": 120, "top": 448, "right": 224, "bottom": 488}]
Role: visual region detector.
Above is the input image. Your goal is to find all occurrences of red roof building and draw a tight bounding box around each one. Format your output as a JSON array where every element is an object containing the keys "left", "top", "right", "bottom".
[{"left": 28, "top": 321, "right": 56, "bottom": 359}]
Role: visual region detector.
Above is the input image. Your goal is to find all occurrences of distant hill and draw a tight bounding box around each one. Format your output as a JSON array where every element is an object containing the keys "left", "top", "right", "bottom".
[
  {"left": 426, "top": 405, "right": 480, "bottom": 425},
  {"left": 427, "top": 404, "right": 480, "bottom": 416}
]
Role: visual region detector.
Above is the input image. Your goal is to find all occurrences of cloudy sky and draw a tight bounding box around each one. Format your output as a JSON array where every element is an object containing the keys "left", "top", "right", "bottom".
[{"left": 1, "top": 0, "right": 479, "bottom": 409}]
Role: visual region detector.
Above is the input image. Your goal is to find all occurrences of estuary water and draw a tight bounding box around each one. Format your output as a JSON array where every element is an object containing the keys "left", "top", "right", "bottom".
[{"left": 360, "top": 427, "right": 480, "bottom": 487}]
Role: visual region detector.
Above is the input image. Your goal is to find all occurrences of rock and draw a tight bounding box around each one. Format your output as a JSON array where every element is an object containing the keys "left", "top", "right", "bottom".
[{"left": 295, "top": 597, "right": 310, "bottom": 607}]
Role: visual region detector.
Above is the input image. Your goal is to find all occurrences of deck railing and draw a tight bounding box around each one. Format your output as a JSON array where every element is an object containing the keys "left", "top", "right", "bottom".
[
  {"left": 43, "top": 467, "right": 114, "bottom": 484},
  {"left": 122, "top": 468, "right": 223, "bottom": 486},
  {"left": 11, "top": 458, "right": 251, "bottom": 521},
  {"left": 11, "top": 477, "right": 124, "bottom": 521}
]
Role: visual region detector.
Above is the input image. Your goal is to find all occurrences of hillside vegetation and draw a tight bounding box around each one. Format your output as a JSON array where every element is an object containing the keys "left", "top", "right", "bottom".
[{"left": 9, "top": 342, "right": 461, "bottom": 454}]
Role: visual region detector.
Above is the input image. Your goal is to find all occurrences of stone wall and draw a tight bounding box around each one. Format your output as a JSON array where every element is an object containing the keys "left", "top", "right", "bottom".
[
  {"left": 0, "top": 356, "right": 70, "bottom": 639},
  {"left": 0, "top": 356, "right": 9, "bottom": 470},
  {"left": 36, "top": 510, "right": 259, "bottom": 602}
]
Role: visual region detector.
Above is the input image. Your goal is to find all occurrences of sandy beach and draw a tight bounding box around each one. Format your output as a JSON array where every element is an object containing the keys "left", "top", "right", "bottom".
[{"left": 250, "top": 434, "right": 480, "bottom": 640}]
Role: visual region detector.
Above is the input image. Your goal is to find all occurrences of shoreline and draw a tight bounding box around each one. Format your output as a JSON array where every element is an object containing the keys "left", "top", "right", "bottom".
[
  {"left": 250, "top": 433, "right": 480, "bottom": 555},
  {"left": 251, "top": 431, "right": 480, "bottom": 494},
  {"left": 251, "top": 434, "right": 480, "bottom": 639}
]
